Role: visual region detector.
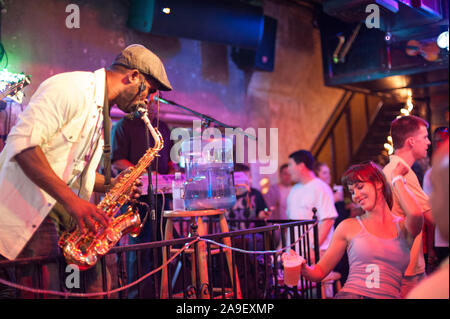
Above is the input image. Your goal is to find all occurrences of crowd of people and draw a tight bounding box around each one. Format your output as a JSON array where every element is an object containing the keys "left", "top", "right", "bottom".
[
  {"left": 297, "top": 116, "right": 449, "bottom": 299},
  {"left": 177, "top": 113, "right": 447, "bottom": 299},
  {"left": 0, "top": 43, "right": 448, "bottom": 299},
  {"left": 222, "top": 115, "right": 448, "bottom": 299}
]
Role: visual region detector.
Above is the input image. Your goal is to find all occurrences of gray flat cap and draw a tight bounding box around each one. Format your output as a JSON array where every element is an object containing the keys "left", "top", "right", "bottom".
[{"left": 112, "top": 44, "right": 172, "bottom": 91}]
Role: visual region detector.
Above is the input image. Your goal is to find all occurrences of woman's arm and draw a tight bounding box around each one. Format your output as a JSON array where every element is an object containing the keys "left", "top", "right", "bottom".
[
  {"left": 301, "top": 219, "right": 349, "bottom": 282},
  {"left": 391, "top": 163, "right": 424, "bottom": 239}
]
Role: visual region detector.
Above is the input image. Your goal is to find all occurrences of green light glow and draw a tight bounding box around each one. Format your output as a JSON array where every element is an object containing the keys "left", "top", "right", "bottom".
[{"left": 0, "top": 68, "right": 27, "bottom": 84}]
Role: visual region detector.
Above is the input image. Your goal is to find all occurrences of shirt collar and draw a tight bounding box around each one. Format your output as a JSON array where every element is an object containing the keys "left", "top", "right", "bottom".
[{"left": 93, "top": 68, "right": 106, "bottom": 109}]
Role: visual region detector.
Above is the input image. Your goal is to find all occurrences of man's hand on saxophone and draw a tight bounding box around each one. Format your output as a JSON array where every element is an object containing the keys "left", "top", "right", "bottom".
[{"left": 64, "top": 197, "right": 110, "bottom": 234}]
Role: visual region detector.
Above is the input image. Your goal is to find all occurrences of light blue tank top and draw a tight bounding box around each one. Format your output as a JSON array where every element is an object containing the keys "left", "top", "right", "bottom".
[{"left": 340, "top": 216, "right": 410, "bottom": 299}]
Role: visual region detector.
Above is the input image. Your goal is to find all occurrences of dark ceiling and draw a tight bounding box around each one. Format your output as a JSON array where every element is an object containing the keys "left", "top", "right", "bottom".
[{"left": 314, "top": 0, "right": 448, "bottom": 98}]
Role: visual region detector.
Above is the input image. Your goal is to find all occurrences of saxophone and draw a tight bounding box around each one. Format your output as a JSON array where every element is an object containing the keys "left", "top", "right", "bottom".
[{"left": 58, "top": 108, "right": 163, "bottom": 270}]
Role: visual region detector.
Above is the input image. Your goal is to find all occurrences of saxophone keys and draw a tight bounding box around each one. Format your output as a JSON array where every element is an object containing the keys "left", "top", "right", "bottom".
[
  {"left": 105, "top": 228, "right": 122, "bottom": 243},
  {"left": 94, "top": 239, "right": 109, "bottom": 255}
]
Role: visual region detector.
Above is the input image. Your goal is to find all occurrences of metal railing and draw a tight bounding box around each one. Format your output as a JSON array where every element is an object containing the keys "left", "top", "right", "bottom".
[{"left": 0, "top": 219, "right": 320, "bottom": 299}]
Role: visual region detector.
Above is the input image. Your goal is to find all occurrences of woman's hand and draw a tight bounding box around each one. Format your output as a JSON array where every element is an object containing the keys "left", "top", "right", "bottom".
[{"left": 392, "top": 162, "right": 409, "bottom": 178}]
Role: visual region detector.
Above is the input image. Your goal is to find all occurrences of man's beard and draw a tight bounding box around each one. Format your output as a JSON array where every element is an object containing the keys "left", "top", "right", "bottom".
[{"left": 115, "top": 84, "right": 142, "bottom": 113}]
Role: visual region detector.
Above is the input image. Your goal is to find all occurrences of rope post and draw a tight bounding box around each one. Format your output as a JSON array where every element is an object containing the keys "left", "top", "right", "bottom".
[
  {"left": 189, "top": 216, "right": 203, "bottom": 298},
  {"left": 190, "top": 217, "right": 199, "bottom": 237},
  {"left": 311, "top": 207, "right": 322, "bottom": 299},
  {"left": 311, "top": 208, "right": 320, "bottom": 263}
]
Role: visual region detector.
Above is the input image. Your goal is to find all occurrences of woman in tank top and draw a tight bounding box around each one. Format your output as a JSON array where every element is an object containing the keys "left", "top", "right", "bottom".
[{"left": 300, "top": 161, "right": 424, "bottom": 299}]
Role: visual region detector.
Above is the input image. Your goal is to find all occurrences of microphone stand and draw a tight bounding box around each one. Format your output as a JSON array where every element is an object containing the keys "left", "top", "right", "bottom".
[
  {"left": 155, "top": 96, "right": 257, "bottom": 140},
  {"left": 143, "top": 122, "right": 158, "bottom": 243}
]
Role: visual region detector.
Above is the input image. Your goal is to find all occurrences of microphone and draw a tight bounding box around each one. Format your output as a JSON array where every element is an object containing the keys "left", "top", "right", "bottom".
[{"left": 153, "top": 95, "right": 171, "bottom": 105}]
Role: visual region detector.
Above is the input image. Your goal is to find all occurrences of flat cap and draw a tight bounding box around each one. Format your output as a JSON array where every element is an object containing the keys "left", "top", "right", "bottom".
[{"left": 112, "top": 44, "right": 172, "bottom": 91}]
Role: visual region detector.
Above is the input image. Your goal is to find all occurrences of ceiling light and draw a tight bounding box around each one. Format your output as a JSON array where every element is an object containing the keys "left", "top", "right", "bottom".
[{"left": 437, "top": 30, "right": 449, "bottom": 50}]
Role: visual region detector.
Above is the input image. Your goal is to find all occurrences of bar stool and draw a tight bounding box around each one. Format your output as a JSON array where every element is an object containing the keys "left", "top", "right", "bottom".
[{"left": 160, "top": 209, "right": 242, "bottom": 299}]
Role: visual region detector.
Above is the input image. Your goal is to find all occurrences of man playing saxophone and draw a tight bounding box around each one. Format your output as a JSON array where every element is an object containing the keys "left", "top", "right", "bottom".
[{"left": 0, "top": 44, "right": 172, "bottom": 298}]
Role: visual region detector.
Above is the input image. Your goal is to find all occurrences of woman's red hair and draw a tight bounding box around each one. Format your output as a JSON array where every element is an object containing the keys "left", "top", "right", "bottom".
[{"left": 341, "top": 161, "right": 393, "bottom": 210}]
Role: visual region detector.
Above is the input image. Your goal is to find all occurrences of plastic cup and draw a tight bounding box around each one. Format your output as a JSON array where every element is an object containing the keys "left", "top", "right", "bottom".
[{"left": 282, "top": 250, "right": 305, "bottom": 286}]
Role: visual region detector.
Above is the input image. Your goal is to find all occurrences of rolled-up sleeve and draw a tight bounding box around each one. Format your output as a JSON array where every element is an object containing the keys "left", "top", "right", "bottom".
[{"left": 3, "top": 125, "right": 43, "bottom": 163}]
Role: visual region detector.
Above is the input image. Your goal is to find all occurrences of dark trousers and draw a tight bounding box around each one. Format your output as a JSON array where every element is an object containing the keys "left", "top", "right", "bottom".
[
  {"left": 435, "top": 246, "right": 449, "bottom": 265},
  {"left": 125, "top": 194, "right": 167, "bottom": 298},
  {"left": 0, "top": 216, "right": 59, "bottom": 299},
  {"left": 1, "top": 207, "right": 116, "bottom": 299}
]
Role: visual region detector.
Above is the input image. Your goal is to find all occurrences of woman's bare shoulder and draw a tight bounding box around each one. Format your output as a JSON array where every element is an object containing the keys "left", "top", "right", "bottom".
[{"left": 335, "top": 217, "right": 362, "bottom": 240}]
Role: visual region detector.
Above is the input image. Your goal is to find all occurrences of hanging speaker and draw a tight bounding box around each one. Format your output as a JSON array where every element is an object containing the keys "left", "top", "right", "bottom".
[
  {"left": 127, "top": 0, "right": 264, "bottom": 49},
  {"left": 231, "top": 15, "right": 277, "bottom": 72}
]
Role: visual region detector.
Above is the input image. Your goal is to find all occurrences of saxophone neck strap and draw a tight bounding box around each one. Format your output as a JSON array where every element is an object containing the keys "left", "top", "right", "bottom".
[{"left": 102, "top": 80, "right": 112, "bottom": 189}]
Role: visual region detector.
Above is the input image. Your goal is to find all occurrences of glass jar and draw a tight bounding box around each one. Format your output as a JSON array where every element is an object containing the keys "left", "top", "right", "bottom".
[{"left": 180, "top": 136, "right": 236, "bottom": 210}]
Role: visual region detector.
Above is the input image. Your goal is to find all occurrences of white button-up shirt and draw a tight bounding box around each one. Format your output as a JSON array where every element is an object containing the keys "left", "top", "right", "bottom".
[{"left": 0, "top": 68, "right": 107, "bottom": 260}]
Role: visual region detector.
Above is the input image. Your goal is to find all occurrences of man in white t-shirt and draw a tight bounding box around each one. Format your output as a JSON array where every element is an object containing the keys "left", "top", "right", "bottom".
[
  {"left": 286, "top": 150, "right": 338, "bottom": 257},
  {"left": 383, "top": 115, "right": 433, "bottom": 298}
]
